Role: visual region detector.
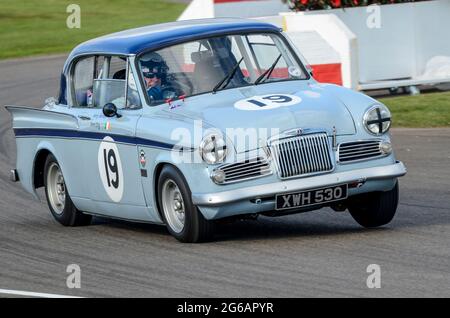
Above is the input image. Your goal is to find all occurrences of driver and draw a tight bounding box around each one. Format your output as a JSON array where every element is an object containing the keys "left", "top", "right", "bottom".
[{"left": 141, "top": 52, "right": 168, "bottom": 102}]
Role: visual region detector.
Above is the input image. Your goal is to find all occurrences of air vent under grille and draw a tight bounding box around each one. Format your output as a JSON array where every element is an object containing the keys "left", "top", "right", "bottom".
[
  {"left": 269, "top": 133, "right": 334, "bottom": 179},
  {"left": 216, "top": 157, "right": 272, "bottom": 184},
  {"left": 338, "top": 140, "right": 383, "bottom": 163}
]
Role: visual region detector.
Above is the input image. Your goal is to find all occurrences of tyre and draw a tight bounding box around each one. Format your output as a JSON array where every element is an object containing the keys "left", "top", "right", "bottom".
[
  {"left": 44, "top": 154, "right": 92, "bottom": 226},
  {"left": 157, "top": 165, "right": 214, "bottom": 243},
  {"left": 348, "top": 182, "right": 399, "bottom": 228}
]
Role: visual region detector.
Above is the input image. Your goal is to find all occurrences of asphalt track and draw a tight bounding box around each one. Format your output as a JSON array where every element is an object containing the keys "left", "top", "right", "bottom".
[{"left": 0, "top": 55, "right": 449, "bottom": 298}]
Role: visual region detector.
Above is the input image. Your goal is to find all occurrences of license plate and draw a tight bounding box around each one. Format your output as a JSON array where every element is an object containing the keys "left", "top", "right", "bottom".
[{"left": 275, "top": 184, "right": 348, "bottom": 210}]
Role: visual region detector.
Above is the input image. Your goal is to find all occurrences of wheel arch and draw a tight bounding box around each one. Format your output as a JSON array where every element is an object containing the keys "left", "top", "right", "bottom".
[
  {"left": 33, "top": 148, "right": 52, "bottom": 189},
  {"left": 32, "top": 142, "right": 65, "bottom": 190},
  {"left": 153, "top": 162, "right": 190, "bottom": 221}
]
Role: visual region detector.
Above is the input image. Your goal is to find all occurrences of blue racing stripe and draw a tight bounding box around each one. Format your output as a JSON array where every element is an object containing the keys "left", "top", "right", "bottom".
[{"left": 14, "top": 128, "right": 194, "bottom": 151}]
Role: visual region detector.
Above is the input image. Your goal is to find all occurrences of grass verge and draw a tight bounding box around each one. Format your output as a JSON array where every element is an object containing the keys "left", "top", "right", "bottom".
[
  {"left": 379, "top": 91, "right": 450, "bottom": 127},
  {"left": 0, "top": 0, "right": 186, "bottom": 59}
]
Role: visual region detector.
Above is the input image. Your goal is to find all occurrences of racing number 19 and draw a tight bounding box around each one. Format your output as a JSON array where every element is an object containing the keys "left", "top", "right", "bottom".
[
  {"left": 103, "top": 149, "right": 119, "bottom": 189},
  {"left": 247, "top": 94, "right": 293, "bottom": 107}
]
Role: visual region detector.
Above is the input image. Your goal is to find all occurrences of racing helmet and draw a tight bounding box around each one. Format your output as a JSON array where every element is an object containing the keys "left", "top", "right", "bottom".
[{"left": 141, "top": 52, "right": 169, "bottom": 83}]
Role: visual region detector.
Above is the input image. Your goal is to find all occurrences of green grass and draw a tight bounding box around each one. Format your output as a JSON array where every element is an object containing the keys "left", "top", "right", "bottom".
[
  {"left": 379, "top": 91, "right": 450, "bottom": 128},
  {"left": 0, "top": 0, "right": 187, "bottom": 59}
]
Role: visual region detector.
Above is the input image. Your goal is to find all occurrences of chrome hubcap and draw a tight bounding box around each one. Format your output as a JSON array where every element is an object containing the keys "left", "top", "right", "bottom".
[
  {"left": 47, "top": 163, "right": 66, "bottom": 214},
  {"left": 161, "top": 179, "right": 185, "bottom": 233}
]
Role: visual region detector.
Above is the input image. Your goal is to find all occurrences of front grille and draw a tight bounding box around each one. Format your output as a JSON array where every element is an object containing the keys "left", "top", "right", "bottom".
[
  {"left": 269, "top": 133, "right": 333, "bottom": 179},
  {"left": 338, "top": 140, "right": 382, "bottom": 163},
  {"left": 217, "top": 157, "right": 272, "bottom": 184}
]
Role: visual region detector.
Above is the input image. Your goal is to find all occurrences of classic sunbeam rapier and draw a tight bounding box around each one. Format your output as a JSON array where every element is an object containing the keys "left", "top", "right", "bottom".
[{"left": 6, "top": 18, "right": 406, "bottom": 242}]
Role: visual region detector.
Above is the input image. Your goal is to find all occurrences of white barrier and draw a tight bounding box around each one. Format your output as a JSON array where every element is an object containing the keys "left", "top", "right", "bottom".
[
  {"left": 285, "top": 0, "right": 450, "bottom": 90},
  {"left": 253, "top": 16, "right": 349, "bottom": 88},
  {"left": 281, "top": 13, "right": 359, "bottom": 90},
  {"left": 178, "top": 0, "right": 214, "bottom": 21},
  {"left": 214, "top": 0, "right": 288, "bottom": 18},
  {"left": 178, "top": 0, "right": 288, "bottom": 21}
]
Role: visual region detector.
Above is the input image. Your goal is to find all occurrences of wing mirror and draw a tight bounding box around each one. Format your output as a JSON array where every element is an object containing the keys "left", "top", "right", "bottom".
[{"left": 103, "top": 103, "right": 122, "bottom": 118}]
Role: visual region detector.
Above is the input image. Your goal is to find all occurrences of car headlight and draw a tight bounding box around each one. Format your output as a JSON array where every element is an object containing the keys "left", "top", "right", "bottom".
[
  {"left": 199, "top": 134, "right": 227, "bottom": 164},
  {"left": 363, "top": 104, "right": 391, "bottom": 135}
]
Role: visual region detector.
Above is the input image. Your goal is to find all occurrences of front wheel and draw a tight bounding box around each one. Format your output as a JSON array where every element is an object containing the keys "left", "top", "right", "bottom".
[
  {"left": 348, "top": 182, "right": 399, "bottom": 228},
  {"left": 157, "top": 165, "right": 214, "bottom": 243},
  {"left": 44, "top": 154, "right": 92, "bottom": 226}
]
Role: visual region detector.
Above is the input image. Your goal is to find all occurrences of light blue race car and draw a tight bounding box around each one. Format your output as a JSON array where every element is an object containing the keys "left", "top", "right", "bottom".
[{"left": 6, "top": 18, "right": 406, "bottom": 242}]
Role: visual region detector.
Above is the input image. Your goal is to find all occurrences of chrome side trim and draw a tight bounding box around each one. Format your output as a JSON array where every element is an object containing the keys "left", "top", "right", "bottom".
[{"left": 192, "top": 161, "right": 407, "bottom": 206}]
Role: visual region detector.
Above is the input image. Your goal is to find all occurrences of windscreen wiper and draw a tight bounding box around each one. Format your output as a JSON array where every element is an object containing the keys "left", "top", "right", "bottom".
[
  {"left": 212, "top": 57, "right": 244, "bottom": 94},
  {"left": 254, "top": 54, "right": 282, "bottom": 85}
]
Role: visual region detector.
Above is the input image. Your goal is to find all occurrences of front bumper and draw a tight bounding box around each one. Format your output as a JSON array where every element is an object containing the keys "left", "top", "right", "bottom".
[{"left": 192, "top": 161, "right": 406, "bottom": 206}]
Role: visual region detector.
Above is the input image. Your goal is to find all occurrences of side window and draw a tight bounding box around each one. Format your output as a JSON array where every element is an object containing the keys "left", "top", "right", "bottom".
[
  {"left": 73, "top": 56, "right": 95, "bottom": 107},
  {"left": 108, "top": 57, "right": 127, "bottom": 80},
  {"left": 72, "top": 55, "right": 142, "bottom": 109},
  {"left": 93, "top": 56, "right": 127, "bottom": 109}
]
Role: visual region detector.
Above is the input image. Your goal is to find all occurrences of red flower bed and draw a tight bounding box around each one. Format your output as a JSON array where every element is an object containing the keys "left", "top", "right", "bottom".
[{"left": 284, "top": 0, "right": 431, "bottom": 11}]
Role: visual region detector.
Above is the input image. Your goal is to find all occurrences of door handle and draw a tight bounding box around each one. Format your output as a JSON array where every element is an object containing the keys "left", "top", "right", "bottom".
[{"left": 78, "top": 115, "right": 91, "bottom": 120}]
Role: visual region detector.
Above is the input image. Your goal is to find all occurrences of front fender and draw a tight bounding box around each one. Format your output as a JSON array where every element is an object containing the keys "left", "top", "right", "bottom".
[{"left": 320, "top": 84, "right": 383, "bottom": 134}]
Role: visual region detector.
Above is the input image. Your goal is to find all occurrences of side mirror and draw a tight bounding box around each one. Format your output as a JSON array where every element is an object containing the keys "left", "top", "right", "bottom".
[{"left": 103, "top": 103, "right": 121, "bottom": 118}]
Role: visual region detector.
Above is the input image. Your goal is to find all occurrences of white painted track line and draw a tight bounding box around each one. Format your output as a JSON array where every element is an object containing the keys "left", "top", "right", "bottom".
[{"left": 0, "top": 288, "right": 82, "bottom": 298}]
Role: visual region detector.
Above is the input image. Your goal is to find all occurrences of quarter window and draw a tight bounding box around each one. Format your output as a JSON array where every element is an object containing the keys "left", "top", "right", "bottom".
[{"left": 73, "top": 56, "right": 95, "bottom": 107}]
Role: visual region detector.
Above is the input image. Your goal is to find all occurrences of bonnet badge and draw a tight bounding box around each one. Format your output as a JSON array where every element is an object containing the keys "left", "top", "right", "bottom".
[{"left": 287, "top": 128, "right": 304, "bottom": 136}]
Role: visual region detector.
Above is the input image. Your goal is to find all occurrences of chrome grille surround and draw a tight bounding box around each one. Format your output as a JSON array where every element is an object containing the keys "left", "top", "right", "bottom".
[
  {"left": 214, "top": 157, "right": 272, "bottom": 184},
  {"left": 268, "top": 132, "right": 334, "bottom": 179},
  {"left": 337, "top": 139, "right": 384, "bottom": 163}
]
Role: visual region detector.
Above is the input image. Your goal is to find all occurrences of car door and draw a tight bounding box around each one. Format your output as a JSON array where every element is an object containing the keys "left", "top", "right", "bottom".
[{"left": 70, "top": 55, "right": 149, "bottom": 221}]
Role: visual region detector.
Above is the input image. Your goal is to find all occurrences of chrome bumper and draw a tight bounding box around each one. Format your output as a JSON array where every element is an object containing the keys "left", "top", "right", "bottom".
[{"left": 192, "top": 161, "right": 406, "bottom": 206}]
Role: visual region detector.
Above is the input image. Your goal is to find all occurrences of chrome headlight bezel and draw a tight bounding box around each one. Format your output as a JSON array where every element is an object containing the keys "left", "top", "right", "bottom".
[
  {"left": 199, "top": 133, "right": 228, "bottom": 165},
  {"left": 363, "top": 104, "right": 392, "bottom": 136}
]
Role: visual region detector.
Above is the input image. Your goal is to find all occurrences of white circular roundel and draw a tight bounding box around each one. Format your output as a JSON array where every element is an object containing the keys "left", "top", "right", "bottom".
[
  {"left": 234, "top": 94, "right": 302, "bottom": 111},
  {"left": 98, "top": 136, "right": 124, "bottom": 202}
]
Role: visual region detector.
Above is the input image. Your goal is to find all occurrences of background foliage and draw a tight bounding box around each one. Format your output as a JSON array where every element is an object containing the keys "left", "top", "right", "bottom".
[{"left": 283, "top": 0, "right": 431, "bottom": 11}]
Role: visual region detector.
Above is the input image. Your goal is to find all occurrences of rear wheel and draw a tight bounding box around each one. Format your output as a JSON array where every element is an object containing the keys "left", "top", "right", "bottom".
[
  {"left": 158, "top": 165, "right": 214, "bottom": 243},
  {"left": 348, "top": 182, "right": 399, "bottom": 228},
  {"left": 44, "top": 154, "right": 92, "bottom": 226}
]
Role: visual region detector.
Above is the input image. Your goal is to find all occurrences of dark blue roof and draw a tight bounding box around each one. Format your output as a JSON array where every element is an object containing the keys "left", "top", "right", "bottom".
[
  {"left": 59, "top": 19, "right": 280, "bottom": 104},
  {"left": 66, "top": 18, "right": 280, "bottom": 63}
]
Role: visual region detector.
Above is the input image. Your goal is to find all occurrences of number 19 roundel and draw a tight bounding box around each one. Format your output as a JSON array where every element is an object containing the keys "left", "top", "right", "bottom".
[
  {"left": 234, "top": 94, "right": 301, "bottom": 111},
  {"left": 98, "top": 136, "right": 124, "bottom": 202}
]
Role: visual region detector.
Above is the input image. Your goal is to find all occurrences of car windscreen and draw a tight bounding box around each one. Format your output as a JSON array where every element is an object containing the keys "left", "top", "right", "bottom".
[{"left": 137, "top": 33, "right": 308, "bottom": 106}]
